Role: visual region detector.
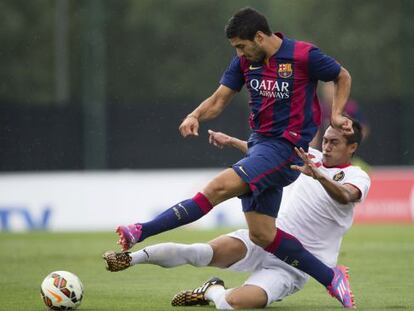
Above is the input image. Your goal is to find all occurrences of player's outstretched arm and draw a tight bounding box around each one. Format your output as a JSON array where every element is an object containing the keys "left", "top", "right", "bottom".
[
  {"left": 179, "top": 85, "right": 236, "bottom": 137},
  {"left": 208, "top": 129, "right": 248, "bottom": 154},
  {"left": 331, "top": 67, "right": 353, "bottom": 135},
  {"left": 291, "top": 147, "right": 361, "bottom": 204},
  {"left": 290, "top": 147, "right": 324, "bottom": 179}
]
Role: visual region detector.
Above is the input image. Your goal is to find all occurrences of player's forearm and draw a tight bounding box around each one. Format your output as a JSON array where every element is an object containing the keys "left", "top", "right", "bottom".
[
  {"left": 228, "top": 137, "right": 248, "bottom": 154},
  {"left": 189, "top": 95, "right": 227, "bottom": 121},
  {"left": 331, "top": 67, "right": 351, "bottom": 117},
  {"left": 317, "top": 174, "right": 353, "bottom": 204},
  {"left": 189, "top": 85, "right": 236, "bottom": 122}
]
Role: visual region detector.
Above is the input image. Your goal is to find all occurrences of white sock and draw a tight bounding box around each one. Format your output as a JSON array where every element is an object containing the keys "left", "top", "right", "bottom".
[
  {"left": 129, "top": 242, "right": 213, "bottom": 267},
  {"left": 129, "top": 249, "right": 150, "bottom": 265},
  {"left": 205, "top": 287, "right": 234, "bottom": 310}
]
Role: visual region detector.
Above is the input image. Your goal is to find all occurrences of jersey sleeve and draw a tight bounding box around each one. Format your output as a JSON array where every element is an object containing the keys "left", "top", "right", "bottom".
[
  {"left": 219, "top": 56, "right": 244, "bottom": 92},
  {"left": 308, "top": 47, "right": 341, "bottom": 82},
  {"left": 342, "top": 169, "right": 371, "bottom": 202}
]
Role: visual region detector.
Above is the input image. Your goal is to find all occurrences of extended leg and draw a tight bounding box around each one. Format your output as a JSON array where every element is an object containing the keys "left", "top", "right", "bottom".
[
  {"left": 103, "top": 242, "right": 213, "bottom": 272},
  {"left": 104, "top": 232, "right": 248, "bottom": 272},
  {"left": 116, "top": 168, "right": 249, "bottom": 251}
]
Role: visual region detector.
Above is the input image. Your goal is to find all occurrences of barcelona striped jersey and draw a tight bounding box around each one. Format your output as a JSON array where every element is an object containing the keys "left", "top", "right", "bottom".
[{"left": 220, "top": 33, "right": 341, "bottom": 148}]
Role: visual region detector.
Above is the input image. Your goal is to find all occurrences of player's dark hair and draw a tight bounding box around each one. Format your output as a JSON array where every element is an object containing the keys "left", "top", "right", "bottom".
[
  {"left": 225, "top": 7, "right": 272, "bottom": 40},
  {"left": 344, "top": 117, "right": 362, "bottom": 147}
]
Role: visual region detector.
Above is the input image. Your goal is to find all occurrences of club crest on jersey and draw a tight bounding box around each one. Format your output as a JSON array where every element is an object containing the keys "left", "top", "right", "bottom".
[
  {"left": 278, "top": 63, "right": 293, "bottom": 78},
  {"left": 333, "top": 171, "right": 345, "bottom": 182}
]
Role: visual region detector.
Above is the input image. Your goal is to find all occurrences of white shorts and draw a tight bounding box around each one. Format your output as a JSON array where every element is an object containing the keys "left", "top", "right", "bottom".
[{"left": 226, "top": 229, "right": 309, "bottom": 306}]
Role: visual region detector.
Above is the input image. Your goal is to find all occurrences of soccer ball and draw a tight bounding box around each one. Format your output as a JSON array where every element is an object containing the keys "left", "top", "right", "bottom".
[{"left": 40, "top": 271, "right": 84, "bottom": 310}]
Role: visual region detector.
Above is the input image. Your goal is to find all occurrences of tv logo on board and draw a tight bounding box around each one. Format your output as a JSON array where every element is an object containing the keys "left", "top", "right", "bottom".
[{"left": 0, "top": 206, "right": 52, "bottom": 231}]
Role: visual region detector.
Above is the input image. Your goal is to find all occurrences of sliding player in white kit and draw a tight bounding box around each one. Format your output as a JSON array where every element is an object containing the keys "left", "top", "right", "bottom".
[{"left": 103, "top": 120, "right": 370, "bottom": 309}]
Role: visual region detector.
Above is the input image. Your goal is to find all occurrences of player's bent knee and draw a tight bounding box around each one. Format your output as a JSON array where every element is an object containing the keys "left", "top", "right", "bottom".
[
  {"left": 249, "top": 230, "right": 274, "bottom": 248},
  {"left": 208, "top": 236, "right": 247, "bottom": 268},
  {"left": 203, "top": 180, "right": 228, "bottom": 204},
  {"left": 203, "top": 171, "right": 247, "bottom": 206},
  {"left": 226, "top": 286, "right": 267, "bottom": 309}
]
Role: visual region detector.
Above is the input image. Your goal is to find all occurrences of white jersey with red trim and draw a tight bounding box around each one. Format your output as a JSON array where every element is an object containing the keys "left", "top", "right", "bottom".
[{"left": 277, "top": 148, "right": 371, "bottom": 267}]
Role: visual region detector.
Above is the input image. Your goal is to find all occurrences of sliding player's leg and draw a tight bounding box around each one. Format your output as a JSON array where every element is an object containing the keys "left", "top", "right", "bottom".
[
  {"left": 104, "top": 230, "right": 248, "bottom": 272},
  {"left": 103, "top": 242, "right": 213, "bottom": 272},
  {"left": 172, "top": 229, "right": 308, "bottom": 309}
]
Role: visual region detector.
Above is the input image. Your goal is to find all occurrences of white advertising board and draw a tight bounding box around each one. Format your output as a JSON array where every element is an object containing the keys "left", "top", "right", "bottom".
[{"left": 0, "top": 170, "right": 247, "bottom": 232}]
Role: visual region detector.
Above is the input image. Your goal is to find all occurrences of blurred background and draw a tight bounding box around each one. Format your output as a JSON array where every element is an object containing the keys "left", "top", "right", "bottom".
[{"left": 1, "top": 0, "right": 414, "bottom": 231}]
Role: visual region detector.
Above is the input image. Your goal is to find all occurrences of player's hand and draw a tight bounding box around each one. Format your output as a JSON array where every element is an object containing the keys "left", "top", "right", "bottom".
[
  {"left": 291, "top": 147, "right": 323, "bottom": 180},
  {"left": 331, "top": 115, "right": 354, "bottom": 135},
  {"left": 179, "top": 115, "right": 199, "bottom": 137},
  {"left": 208, "top": 129, "right": 232, "bottom": 149}
]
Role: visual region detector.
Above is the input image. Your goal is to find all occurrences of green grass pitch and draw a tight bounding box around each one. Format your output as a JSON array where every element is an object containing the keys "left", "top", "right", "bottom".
[{"left": 0, "top": 225, "right": 413, "bottom": 310}]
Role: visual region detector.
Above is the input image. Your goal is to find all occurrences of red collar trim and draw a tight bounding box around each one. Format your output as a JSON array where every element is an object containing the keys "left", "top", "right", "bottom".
[
  {"left": 275, "top": 32, "right": 284, "bottom": 39},
  {"left": 322, "top": 162, "right": 352, "bottom": 169}
]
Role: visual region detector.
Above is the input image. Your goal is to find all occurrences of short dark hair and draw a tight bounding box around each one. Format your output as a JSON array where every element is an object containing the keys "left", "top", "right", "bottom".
[
  {"left": 344, "top": 117, "right": 363, "bottom": 147},
  {"left": 225, "top": 7, "right": 272, "bottom": 40}
]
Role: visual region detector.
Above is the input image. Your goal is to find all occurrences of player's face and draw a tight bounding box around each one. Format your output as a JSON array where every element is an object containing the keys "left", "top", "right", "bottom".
[
  {"left": 322, "top": 126, "right": 357, "bottom": 167},
  {"left": 229, "top": 37, "right": 266, "bottom": 62}
]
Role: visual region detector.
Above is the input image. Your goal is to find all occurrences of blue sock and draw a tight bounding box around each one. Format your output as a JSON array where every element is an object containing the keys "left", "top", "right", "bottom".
[
  {"left": 137, "top": 192, "right": 213, "bottom": 242},
  {"left": 265, "top": 228, "right": 334, "bottom": 287}
]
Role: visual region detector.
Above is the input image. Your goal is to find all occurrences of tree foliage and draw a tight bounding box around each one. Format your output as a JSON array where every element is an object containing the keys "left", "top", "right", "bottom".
[{"left": 0, "top": 0, "right": 403, "bottom": 105}]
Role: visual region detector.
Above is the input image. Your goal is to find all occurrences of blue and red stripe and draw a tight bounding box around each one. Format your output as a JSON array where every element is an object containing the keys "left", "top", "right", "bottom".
[
  {"left": 257, "top": 56, "right": 277, "bottom": 134},
  {"left": 281, "top": 41, "right": 312, "bottom": 145}
]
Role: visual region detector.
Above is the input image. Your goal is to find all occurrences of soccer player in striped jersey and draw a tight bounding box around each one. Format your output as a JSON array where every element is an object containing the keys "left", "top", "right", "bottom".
[{"left": 115, "top": 7, "right": 353, "bottom": 306}]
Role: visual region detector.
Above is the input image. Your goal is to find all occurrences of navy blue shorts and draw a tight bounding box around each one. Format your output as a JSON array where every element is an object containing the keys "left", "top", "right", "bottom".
[{"left": 232, "top": 134, "right": 303, "bottom": 218}]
